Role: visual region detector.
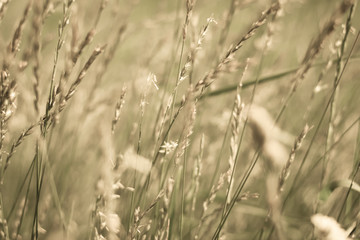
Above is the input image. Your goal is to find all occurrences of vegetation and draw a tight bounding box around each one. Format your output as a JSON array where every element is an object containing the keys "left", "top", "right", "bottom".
[{"left": 0, "top": 0, "right": 359, "bottom": 239}]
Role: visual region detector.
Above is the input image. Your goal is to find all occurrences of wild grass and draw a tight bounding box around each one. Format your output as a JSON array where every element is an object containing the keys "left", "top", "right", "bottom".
[{"left": 0, "top": 0, "right": 360, "bottom": 239}]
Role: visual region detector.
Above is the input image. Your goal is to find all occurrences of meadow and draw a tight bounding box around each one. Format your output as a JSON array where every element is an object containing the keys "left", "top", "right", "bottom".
[{"left": 0, "top": 0, "right": 359, "bottom": 239}]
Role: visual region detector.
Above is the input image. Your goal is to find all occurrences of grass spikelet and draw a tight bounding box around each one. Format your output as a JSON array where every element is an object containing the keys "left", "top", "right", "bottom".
[
  {"left": 0, "top": 70, "right": 17, "bottom": 186},
  {"left": 4, "top": 122, "right": 37, "bottom": 173},
  {"left": 194, "top": 2, "right": 280, "bottom": 96},
  {"left": 182, "top": 0, "right": 196, "bottom": 41},
  {"left": 279, "top": 124, "right": 311, "bottom": 193},
  {"left": 31, "top": 0, "right": 44, "bottom": 114},
  {"left": 60, "top": 45, "right": 105, "bottom": 112},
  {"left": 8, "top": 2, "right": 30, "bottom": 56},
  {"left": 2, "top": 1, "right": 30, "bottom": 76},
  {"left": 276, "top": 0, "right": 354, "bottom": 122},
  {"left": 292, "top": 0, "right": 354, "bottom": 92},
  {"left": 174, "top": 90, "right": 196, "bottom": 166},
  {"left": 71, "top": 28, "right": 96, "bottom": 64},
  {"left": 111, "top": 86, "right": 127, "bottom": 134},
  {"left": 179, "top": 16, "right": 217, "bottom": 84},
  {"left": 225, "top": 63, "right": 247, "bottom": 204},
  {"left": 44, "top": 0, "right": 74, "bottom": 125},
  {"left": 0, "top": 68, "right": 17, "bottom": 239},
  {"left": 86, "top": 24, "right": 126, "bottom": 112},
  {"left": 191, "top": 134, "right": 204, "bottom": 212}
]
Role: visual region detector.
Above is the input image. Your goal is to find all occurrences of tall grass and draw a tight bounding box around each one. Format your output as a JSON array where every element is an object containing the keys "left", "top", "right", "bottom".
[{"left": 0, "top": 0, "right": 359, "bottom": 239}]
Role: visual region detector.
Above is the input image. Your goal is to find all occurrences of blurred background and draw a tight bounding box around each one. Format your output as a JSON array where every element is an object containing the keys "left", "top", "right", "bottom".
[{"left": 0, "top": 0, "right": 359, "bottom": 239}]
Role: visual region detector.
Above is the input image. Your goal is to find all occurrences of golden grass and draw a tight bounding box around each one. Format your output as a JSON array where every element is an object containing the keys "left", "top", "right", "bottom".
[{"left": 0, "top": 0, "right": 359, "bottom": 239}]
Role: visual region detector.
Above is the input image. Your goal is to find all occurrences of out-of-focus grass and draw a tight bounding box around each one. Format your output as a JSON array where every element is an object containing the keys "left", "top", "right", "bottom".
[{"left": 0, "top": 0, "right": 359, "bottom": 240}]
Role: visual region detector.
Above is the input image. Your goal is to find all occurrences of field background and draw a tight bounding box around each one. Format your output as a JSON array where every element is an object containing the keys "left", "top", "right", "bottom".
[{"left": 0, "top": 0, "right": 359, "bottom": 239}]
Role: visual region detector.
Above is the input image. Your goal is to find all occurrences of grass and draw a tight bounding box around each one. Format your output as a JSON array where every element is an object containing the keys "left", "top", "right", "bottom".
[{"left": 0, "top": 0, "right": 360, "bottom": 239}]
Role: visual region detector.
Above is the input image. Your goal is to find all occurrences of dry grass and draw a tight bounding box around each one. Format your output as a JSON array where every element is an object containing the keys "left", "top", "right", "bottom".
[{"left": 0, "top": 0, "right": 360, "bottom": 240}]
